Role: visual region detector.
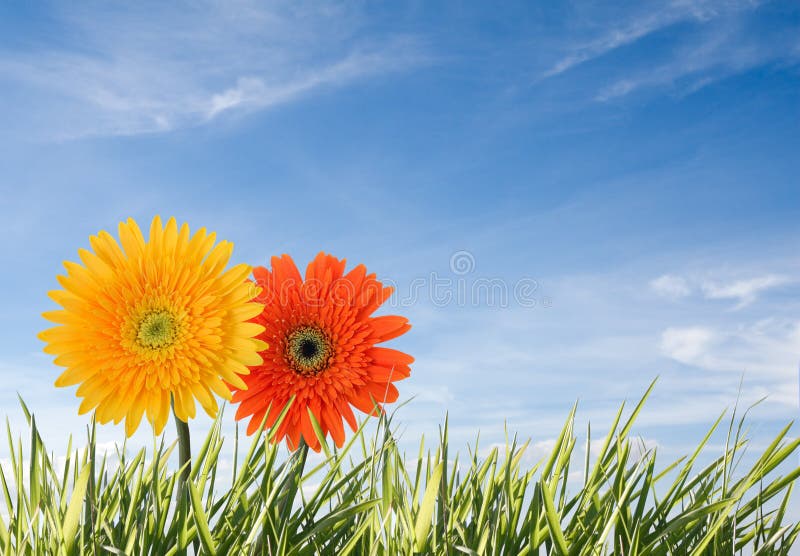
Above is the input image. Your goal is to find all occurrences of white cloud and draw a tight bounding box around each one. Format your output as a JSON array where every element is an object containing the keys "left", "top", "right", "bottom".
[
  {"left": 592, "top": 7, "right": 799, "bottom": 102},
  {"left": 661, "top": 326, "right": 716, "bottom": 364},
  {"left": 650, "top": 274, "right": 691, "bottom": 299},
  {"left": 594, "top": 80, "right": 639, "bottom": 102},
  {"left": 543, "top": 0, "right": 757, "bottom": 78},
  {"left": 544, "top": 13, "right": 676, "bottom": 77},
  {"left": 94, "top": 441, "right": 123, "bottom": 456},
  {"left": 528, "top": 438, "right": 558, "bottom": 462},
  {"left": 660, "top": 320, "right": 800, "bottom": 382},
  {"left": 205, "top": 49, "right": 406, "bottom": 119},
  {"left": 649, "top": 273, "right": 791, "bottom": 308},
  {"left": 702, "top": 275, "right": 790, "bottom": 309},
  {"left": 0, "top": 2, "right": 424, "bottom": 139}
]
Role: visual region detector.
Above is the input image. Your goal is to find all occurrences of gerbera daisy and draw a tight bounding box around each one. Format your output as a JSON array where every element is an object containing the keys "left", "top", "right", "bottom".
[
  {"left": 39, "top": 216, "right": 266, "bottom": 436},
  {"left": 232, "top": 253, "right": 412, "bottom": 451}
]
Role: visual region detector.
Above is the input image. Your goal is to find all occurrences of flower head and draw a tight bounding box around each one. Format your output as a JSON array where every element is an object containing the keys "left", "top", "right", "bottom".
[
  {"left": 39, "top": 216, "right": 266, "bottom": 436},
  {"left": 232, "top": 253, "right": 412, "bottom": 451}
]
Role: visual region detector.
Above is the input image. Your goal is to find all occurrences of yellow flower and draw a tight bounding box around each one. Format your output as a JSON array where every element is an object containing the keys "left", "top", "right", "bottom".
[{"left": 39, "top": 216, "right": 266, "bottom": 436}]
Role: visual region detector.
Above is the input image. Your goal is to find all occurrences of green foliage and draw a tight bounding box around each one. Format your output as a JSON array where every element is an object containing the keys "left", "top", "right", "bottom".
[{"left": 0, "top": 383, "right": 798, "bottom": 555}]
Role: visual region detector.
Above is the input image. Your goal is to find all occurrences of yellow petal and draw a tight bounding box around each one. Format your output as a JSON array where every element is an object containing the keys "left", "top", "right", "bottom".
[
  {"left": 231, "top": 322, "right": 266, "bottom": 339},
  {"left": 191, "top": 382, "right": 218, "bottom": 417},
  {"left": 229, "top": 302, "right": 265, "bottom": 322},
  {"left": 152, "top": 389, "right": 170, "bottom": 436},
  {"left": 218, "top": 366, "right": 247, "bottom": 390},
  {"left": 91, "top": 230, "right": 125, "bottom": 269},
  {"left": 215, "top": 263, "right": 252, "bottom": 295},
  {"left": 118, "top": 219, "right": 145, "bottom": 259},
  {"left": 41, "top": 310, "right": 77, "bottom": 325},
  {"left": 230, "top": 348, "right": 262, "bottom": 367},
  {"left": 202, "top": 241, "right": 233, "bottom": 277},
  {"left": 125, "top": 391, "right": 146, "bottom": 437},
  {"left": 78, "top": 397, "right": 100, "bottom": 416},
  {"left": 54, "top": 364, "right": 94, "bottom": 387},
  {"left": 227, "top": 336, "right": 260, "bottom": 352},
  {"left": 207, "top": 376, "right": 234, "bottom": 400}
]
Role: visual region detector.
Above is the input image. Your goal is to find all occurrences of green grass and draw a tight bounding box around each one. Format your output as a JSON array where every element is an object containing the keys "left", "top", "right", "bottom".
[{"left": 1, "top": 381, "right": 799, "bottom": 555}]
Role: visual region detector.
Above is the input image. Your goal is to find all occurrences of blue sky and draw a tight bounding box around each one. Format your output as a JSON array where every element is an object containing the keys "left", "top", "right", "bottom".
[{"left": 1, "top": 0, "right": 799, "bottom": 489}]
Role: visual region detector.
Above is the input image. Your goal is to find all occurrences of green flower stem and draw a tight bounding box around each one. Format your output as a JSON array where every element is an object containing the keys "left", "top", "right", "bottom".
[{"left": 173, "top": 408, "right": 191, "bottom": 493}]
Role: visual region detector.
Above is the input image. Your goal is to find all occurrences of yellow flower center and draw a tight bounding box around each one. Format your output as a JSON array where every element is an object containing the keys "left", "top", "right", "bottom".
[
  {"left": 136, "top": 310, "right": 179, "bottom": 349},
  {"left": 286, "top": 326, "right": 332, "bottom": 375}
]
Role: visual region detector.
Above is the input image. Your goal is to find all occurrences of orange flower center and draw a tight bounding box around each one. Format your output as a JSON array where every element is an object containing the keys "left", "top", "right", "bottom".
[{"left": 286, "top": 326, "right": 332, "bottom": 376}]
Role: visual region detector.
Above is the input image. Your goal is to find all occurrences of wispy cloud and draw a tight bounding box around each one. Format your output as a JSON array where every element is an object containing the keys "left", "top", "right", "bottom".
[
  {"left": 660, "top": 319, "right": 800, "bottom": 382},
  {"left": 650, "top": 274, "right": 691, "bottom": 299},
  {"left": 593, "top": 28, "right": 775, "bottom": 101},
  {"left": 543, "top": 0, "right": 753, "bottom": 78},
  {"left": 544, "top": 9, "right": 685, "bottom": 78},
  {"left": 205, "top": 48, "right": 413, "bottom": 120},
  {"left": 592, "top": 4, "right": 800, "bottom": 101},
  {"left": 0, "top": 2, "right": 424, "bottom": 139},
  {"left": 649, "top": 272, "right": 791, "bottom": 308},
  {"left": 701, "top": 274, "right": 790, "bottom": 309},
  {"left": 539, "top": 0, "right": 797, "bottom": 102}
]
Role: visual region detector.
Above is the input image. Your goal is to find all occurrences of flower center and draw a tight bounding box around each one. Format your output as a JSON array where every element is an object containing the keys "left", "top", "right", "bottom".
[
  {"left": 136, "top": 310, "right": 178, "bottom": 349},
  {"left": 286, "top": 326, "right": 332, "bottom": 375}
]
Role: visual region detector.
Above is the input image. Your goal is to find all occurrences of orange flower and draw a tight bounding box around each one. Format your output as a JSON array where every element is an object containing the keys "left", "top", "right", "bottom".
[{"left": 232, "top": 253, "right": 412, "bottom": 451}]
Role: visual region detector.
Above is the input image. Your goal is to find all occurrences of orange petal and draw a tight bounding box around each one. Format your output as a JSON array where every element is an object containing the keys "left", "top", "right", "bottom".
[
  {"left": 369, "top": 315, "right": 411, "bottom": 341},
  {"left": 301, "top": 408, "right": 321, "bottom": 452},
  {"left": 350, "top": 390, "right": 382, "bottom": 417},
  {"left": 324, "top": 405, "right": 346, "bottom": 447},
  {"left": 272, "top": 254, "right": 302, "bottom": 287},
  {"left": 367, "top": 382, "right": 399, "bottom": 404},
  {"left": 367, "top": 347, "right": 414, "bottom": 367},
  {"left": 337, "top": 399, "right": 358, "bottom": 432},
  {"left": 367, "top": 364, "right": 411, "bottom": 382}
]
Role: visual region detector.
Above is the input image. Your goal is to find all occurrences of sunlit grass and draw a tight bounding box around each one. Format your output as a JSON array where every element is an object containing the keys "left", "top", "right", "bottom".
[{"left": 1, "top": 381, "right": 798, "bottom": 555}]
